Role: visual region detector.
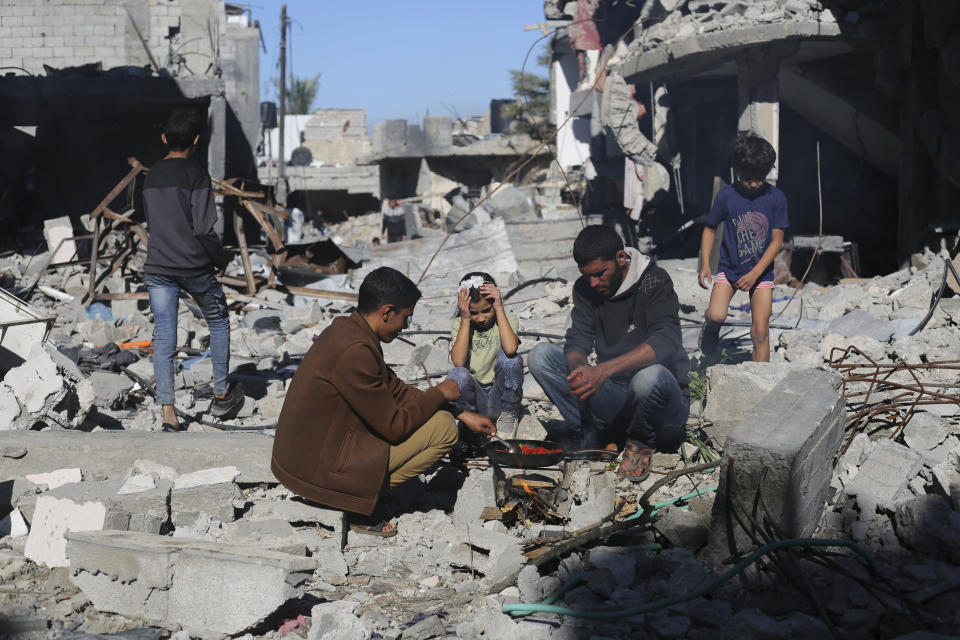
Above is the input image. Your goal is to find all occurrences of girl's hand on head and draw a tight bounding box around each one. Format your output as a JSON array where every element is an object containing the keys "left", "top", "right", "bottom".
[
  {"left": 457, "top": 288, "right": 472, "bottom": 317},
  {"left": 480, "top": 283, "right": 503, "bottom": 308}
]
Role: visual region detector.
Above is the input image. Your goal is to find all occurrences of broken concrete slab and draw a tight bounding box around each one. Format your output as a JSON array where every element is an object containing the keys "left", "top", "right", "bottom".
[
  {"left": 67, "top": 530, "right": 315, "bottom": 638},
  {"left": 118, "top": 473, "right": 156, "bottom": 495},
  {"left": 825, "top": 309, "right": 894, "bottom": 342},
  {"left": 702, "top": 362, "right": 806, "bottom": 446},
  {"left": 654, "top": 504, "right": 710, "bottom": 551},
  {"left": 24, "top": 495, "right": 106, "bottom": 567},
  {"left": 308, "top": 600, "right": 371, "bottom": 640},
  {"left": 0, "top": 431, "right": 275, "bottom": 484},
  {"left": 893, "top": 495, "right": 960, "bottom": 563},
  {"left": 903, "top": 412, "right": 950, "bottom": 452},
  {"left": 171, "top": 482, "right": 240, "bottom": 528},
  {"left": 42, "top": 216, "right": 77, "bottom": 263},
  {"left": 87, "top": 370, "right": 134, "bottom": 408},
  {"left": 844, "top": 439, "right": 924, "bottom": 516},
  {"left": 173, "top": 466, "right": 239, "bottom": 489},
  {"left": 567, "top": 469, "right": 616, "bottom": 531},
  {"left": 25, "top": 468, "right": 82, "bottom": 491},
  {"left": 245, "top": 498, "right": 345, "bottom": 532},
  {"left": 219, "top": 518, "right": 306, "bottom": 556},
  {"left": 706, "top": 369, "right": 845, "bottom": 567}
]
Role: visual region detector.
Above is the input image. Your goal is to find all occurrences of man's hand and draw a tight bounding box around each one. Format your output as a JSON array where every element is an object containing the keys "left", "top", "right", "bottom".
[
  {"left": 734, "top": 269, "right": 760, "bottom": 291},
  {"left": 567, "top": 364, "right": 608, "bottom": 400},
  {"left": 437, "top": 378, "right": 460, "bottom": 402},
  {"left": 697, "top": 265, "right": 712, "bottom": 290},
  {"left": 458, "top": 410, "right": 496, "bottom": 436},
  {"left": 457, "top": 288, "right": 472, "bottom": 317},
  {"left": 479, "top": 283, "right": 503, "bottom": 309}
]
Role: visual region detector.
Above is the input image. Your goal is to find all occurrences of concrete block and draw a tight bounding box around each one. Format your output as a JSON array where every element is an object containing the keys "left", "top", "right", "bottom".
[
  {"left": 24, "top": 496, "right": 106, "bottom": 567},
  {"left": 706, "top": 369, "right": 845, "bottom": 567},
  {"left": 220, "top": 518, "right": 306, "bottom": 556},
  {"left": 844, "top": 439, "right": 924, "bottom": 516},
  {"left": 567, "top": 468, "right": 616, "bottom": 530},
  {"left": 3, "top": 347, "right": 67, "bottom": 424},
  {"left": 0, "top": 431, "right": 276, "bottom": 484},
  {"left": 25, "top": 467, "right": 81, "bottom": 490},
  {"left": 67, "top": 530, "right": 315, "bottom": 638},
  {"left": 87, "top": 370, "right": 134, "bottom": 408},
  {"left": 893, "top": 496, "right": 960, "bottom": 563},
  {"left": 308, "top": 600, "right": 370, "bottom": 640},
  {"left": 174, "top": 466, "right": 239, "bottom": 489},
  {"left": 171, "top": 482, "right": 240, "bottom": 527},
  {"left": 452, "top": 467, "right": 496, "bottom": 527},
  {"left": 117, "top": 473, "right": 156, "bottom": 495},
  {"left": 701, "top": 362, "right": 806, "bottom": 446},
  {"left": 245, "top": 499, "right": 345, "bottom": 532}
]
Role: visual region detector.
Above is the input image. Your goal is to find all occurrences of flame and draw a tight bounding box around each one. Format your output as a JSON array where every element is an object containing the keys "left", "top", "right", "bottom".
[{"left": 518, "top": 475, "right": 536, "bottom": 498}]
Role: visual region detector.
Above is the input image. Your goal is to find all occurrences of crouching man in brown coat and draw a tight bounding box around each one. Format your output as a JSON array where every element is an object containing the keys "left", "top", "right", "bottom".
[{"left": 271, "top": 267, "right": 496, "bottom": 536}]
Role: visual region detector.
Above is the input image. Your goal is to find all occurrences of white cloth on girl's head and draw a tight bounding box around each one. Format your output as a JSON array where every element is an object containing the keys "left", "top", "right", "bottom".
[{"left": 458, "top": 275, "right": 485, "bottom": 292}]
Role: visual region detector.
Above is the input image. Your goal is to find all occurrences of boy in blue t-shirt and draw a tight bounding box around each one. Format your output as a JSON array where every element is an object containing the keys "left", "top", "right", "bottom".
[{"left": 697, "top": 134, "right": 788, "bottom": 362}]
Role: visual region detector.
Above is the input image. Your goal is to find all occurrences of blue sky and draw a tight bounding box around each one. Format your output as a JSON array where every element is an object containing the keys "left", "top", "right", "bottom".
[{"left": 255, "top": 1, "right": 548, "bottom": 129}]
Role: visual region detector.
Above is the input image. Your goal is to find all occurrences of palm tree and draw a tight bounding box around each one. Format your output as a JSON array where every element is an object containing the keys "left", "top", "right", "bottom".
[{"left": 271, "top": 72, "right": 322, "bottom": 114}]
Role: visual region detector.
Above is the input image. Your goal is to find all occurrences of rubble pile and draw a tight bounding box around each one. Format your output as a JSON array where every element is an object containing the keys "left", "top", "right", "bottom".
[{"left": 1, "top": 215, "right": 958, "bottom": 639}]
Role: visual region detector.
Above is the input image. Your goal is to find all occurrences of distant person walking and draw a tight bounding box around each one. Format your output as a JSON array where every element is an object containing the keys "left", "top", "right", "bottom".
[
  {"left": 142, "top": 108, "right": 244, "bottom": 431},
  {"left": 697, "top": 134, "right": 788, "bottom": 362},
  {"left": 382, "top": 199, "right": 407, "bottom": 243}
]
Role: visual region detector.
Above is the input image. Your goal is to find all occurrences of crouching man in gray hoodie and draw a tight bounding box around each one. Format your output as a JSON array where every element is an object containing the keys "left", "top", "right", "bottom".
[{"left": 527, "top": 225, "right": 689, "bottom": 481}]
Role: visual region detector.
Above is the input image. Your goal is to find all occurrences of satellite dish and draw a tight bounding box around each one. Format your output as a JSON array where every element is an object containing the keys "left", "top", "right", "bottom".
[{"left": 290, "top": 146, "right": 313, "bottom": 166}]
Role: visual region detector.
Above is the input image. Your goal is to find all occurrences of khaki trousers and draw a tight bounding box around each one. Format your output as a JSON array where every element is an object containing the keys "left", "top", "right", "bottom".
[{"left": 387, "top": 410, "right": 458, "bottom": 487}]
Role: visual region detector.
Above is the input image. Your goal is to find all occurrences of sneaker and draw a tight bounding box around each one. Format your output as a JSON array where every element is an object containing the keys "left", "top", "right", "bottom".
[
  {"left": 496, "top": 411, "right": 519, "bottom": 440},
  {"left": 210, "top": 382, "right": 245, "bottom": 418}
]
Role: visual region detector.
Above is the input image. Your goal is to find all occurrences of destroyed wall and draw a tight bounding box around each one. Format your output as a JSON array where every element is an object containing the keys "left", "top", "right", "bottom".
[
  {"left": 589, "top": 0, "right": 960, "bottom": 274},
  {"left": 0, "top": 0, "right": 261, "bottom": 231}
]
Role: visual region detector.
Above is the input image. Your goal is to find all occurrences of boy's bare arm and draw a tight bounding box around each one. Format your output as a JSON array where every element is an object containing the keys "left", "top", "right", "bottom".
[{"left": 698, "top": 227, "right": 716, "bottom": 289}]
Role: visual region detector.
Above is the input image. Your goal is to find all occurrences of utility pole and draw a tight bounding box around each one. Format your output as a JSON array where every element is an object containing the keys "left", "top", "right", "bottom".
[{"left": 277, "top": 3, "right": 287, "bottom": 205}]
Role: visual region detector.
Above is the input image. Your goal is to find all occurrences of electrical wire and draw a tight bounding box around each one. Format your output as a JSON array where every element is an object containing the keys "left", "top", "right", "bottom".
[
  {"left": 501, "top": 538, "right": 873, "bottom": 620},
  {"left": 908, "top": 256, "right": 959, "bottom": 335}
]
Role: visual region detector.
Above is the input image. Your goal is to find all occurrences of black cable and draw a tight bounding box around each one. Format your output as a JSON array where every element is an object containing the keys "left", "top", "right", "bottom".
[
  {"left": 502, "top": 277, "right": 568, "bottom": 302},
  {"left": 908, "top": 257, "right": 958, "bottom": 336},
  {"left": 402, "top": 329, "right": 564, "bottom": 340}
]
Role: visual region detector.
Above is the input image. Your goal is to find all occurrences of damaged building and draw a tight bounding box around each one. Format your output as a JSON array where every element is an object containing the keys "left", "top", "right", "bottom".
[
  {"left": 543, "top": 0, "right": 960, "bottom": 277},
  {"left": 0, "top": 1, "right": 959, "bottom": 639}
]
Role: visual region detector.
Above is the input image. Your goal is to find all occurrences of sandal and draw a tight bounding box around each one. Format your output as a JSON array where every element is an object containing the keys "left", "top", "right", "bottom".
[
  {"left": 161, "top": 423, "right": 183, "bottom": 432},
  {"left": 349, "top": 515, "right": 398, "bottom": 538},
  {"left": 618, "top": 441, "right": 654, "bottom": 483}
]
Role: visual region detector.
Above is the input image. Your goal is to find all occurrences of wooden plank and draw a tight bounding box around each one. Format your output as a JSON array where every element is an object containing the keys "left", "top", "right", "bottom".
[
  {"left": 90, "top": 158, "right": 144, "bottom": 220},
  {"left": 85, "top": 216, "right": 101, "bottom": 302},
  {"left": 241, "top": 199, "right": 286, "bottom": 250},
  {"left": 233, "top": 213, "right": 257, "bottom": 295},
  {"left": 284, "top": 285, "right": 358, "bottom": 302},
  {"left": 244, "top": 197, "right": 290, "bottom": 220}
]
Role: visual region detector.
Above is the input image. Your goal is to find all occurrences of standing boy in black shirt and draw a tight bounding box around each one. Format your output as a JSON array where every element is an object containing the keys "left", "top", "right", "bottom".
[{"left": 142, "top": 108, "right": 243, "bottom": 430}]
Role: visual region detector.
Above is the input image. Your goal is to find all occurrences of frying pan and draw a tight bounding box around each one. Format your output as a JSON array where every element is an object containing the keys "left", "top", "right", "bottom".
[{"left": 484, "top": 439, "right": 618, "bottom": 469}]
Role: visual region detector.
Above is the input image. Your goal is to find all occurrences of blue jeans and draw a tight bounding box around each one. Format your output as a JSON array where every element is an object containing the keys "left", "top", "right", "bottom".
[
  {"left": 527, "top": 342, "right": 688, "bottom": 452},
  {"left": 447, "top": 350, "right": 524, "bottom": 419},
  {"left": 146, "top": 272, "right": 230, "bottom": 406}
]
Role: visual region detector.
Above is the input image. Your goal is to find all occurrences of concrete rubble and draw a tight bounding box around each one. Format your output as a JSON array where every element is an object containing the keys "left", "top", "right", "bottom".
[{"left": 0, "top": 1, "right": 959, "bottom": 638}]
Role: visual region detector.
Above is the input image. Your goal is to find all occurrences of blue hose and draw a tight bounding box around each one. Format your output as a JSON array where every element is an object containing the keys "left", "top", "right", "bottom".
[{"left": 502, "top": 538, "right": 873, "bottom": 620}]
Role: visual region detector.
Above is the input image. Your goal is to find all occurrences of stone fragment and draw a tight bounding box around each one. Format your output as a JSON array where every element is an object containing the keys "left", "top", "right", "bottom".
[
  {"left": 654, "top": 504, "right": 710, "bottom": 551},
  {"left": 118, "top": 474, "right": 156, "bottom": 495},
  {"left": 706, "top": 370, "right": 845, "bottom": 567},
  {"left": 452, "top": 467, "right": 496, "bottom": 527},
  {"left": 312, "top": 547, "right": 348, "bottom": 582},
  {"left": 25, "top": 468, "right": 82, "bottom": 490},
  {"left": 567, "top": 470, "right": 616, "bottom": 530},
  {"left": 903, "top": 412, "right": 949, "bottom": 451},
  {"left": 516, "top": 413, "right": 548, "bottom": 441},
  {"left": 127, "top": 459, "right": 178, "bottom": 484},
  {"left": 219, "top": 518, "right": 306, "bottom": 556},
  {"left": 702, "top": 362, "right": 805, "bottom": 446},
  {"left": 308, "top": 600, "right": 371, "bottom": 640},
  {"left": 171, "top": 482, "right": 241, "bottom": 527},
  {"left": 87, "top": 370, "right": 134, "bottom": 408},
  {"left": 67, "top": 530, "right": 315, "bottom": 638},
  {"left": 401, "top": 614, "right": 445, "bottom": 640},
  {"left": 825, "top": 309, "right": 893, "bottom": 342},
  {"left": 589, "top": 547, "right": 636, "bottom": 587},
  {"left": 930, "top": 445, "right": 960, "bottom": 498},
  {"left": 845, "top": 440, "right": 924, "bottom": 516},
  {"left": 893, "top": 495, "right": 960, "bottom": 563},
  {"left": 24, "top": 496, "right": 106, "bottom": 567},
  {"left": 245, "top": 499, "right": 345, "bottom": 531},
  {"left": 3, "top": 347, "right": 68, "bottom": 427},
  {"left": 173, "top": 466, "right": 239, "bottom": 489},
  {"left": 0, "top": 508, "right": 28, "bottom": 537}
]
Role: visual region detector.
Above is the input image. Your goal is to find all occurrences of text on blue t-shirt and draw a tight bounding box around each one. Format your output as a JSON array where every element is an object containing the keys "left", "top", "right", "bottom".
[{"left": 705, "top": 183, "right": 789, "bottom": 282}]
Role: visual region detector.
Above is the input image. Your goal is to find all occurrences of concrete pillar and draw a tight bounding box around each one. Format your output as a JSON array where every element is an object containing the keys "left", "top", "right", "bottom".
[
  {"left": 705, "top": 369, "right": 845, "bottom": 568},
  {"left": 736, "top": 51, "right": 780, "bottom": 184}
]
